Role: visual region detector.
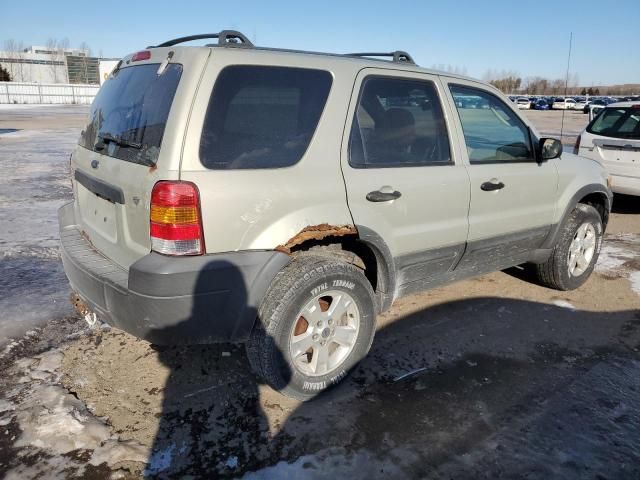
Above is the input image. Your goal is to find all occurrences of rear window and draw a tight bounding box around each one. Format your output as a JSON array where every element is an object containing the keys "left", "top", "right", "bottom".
[
  {"left": 587, "top": 107, "right": 640, "bottom": 139},
  {"left": 79, "top": 63, "right": 182, "bottom": 165},
  {"left": 199, "top": 65, "right": 332, "bottom": 169}
]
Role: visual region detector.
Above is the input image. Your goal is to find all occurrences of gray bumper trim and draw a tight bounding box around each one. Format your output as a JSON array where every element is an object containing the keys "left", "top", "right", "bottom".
[{"left": 58, "top": 202, "right": 290, "bottom": 344}]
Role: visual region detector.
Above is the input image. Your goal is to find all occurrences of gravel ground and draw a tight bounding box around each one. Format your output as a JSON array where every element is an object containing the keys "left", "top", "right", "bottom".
[{"left": 0, "top": 105, "right": 638, "bottom": 479}]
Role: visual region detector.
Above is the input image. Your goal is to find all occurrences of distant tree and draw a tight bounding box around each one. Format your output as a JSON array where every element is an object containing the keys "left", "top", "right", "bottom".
[
  {"left": 580, "top": 88, "right": 587, "bottom": 95},
  {"left": 595, "top": 88, "right": 600, "bottom": 95},
  {"left": 78, "top": 41, "right": 92, "bottom": 84},
  {"left": 3, "top": 39, "right": 26, "bottom": 81},
  {"left": 45, "top": 37, "right": 69, "bottom": 83},
  {"left": 0, "top": 64, "right": 11, "bottom": 81}
]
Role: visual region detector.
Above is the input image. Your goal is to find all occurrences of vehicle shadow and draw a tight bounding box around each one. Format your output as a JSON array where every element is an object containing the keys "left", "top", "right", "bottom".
[
  {"left": 145, "top": 260, "right": 292, "bottom": 478},
  {"left": 612, "top": 193, "right": 640, "bottom": 214},
  {"left": 144, "top": 268, "right": 640, "bottom": 478}
]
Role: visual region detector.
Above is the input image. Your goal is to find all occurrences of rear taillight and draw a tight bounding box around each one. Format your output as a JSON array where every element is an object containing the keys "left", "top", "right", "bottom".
[
  {"left": 573, "top": 135, "right": 581, "bottom": 155},
  {"left": 150, "top": 181, "right": 204, "bottom": 256}
]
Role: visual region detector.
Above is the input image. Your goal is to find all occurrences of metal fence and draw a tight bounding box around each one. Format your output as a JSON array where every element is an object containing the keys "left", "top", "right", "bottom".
[{"left": 0, "top": 81, "right": 99, "bottom": 104}]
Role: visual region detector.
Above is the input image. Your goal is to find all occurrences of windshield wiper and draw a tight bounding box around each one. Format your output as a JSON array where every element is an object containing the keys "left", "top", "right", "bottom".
[{"left": 95, "top": 133, "right": 142, "bottom": 150}]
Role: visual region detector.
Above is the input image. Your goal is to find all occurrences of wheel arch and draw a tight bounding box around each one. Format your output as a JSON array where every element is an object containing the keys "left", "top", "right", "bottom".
[
  {"left": 541, "top": 183, "right": 612, "bottom": 249},
  {"left": 283, "top": 224, "right": 397, "bottom": 312}
]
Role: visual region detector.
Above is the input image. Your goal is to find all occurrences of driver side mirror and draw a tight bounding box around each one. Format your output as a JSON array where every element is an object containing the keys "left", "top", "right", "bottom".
[{"left": 539, "top": 138, "right": 562, "bottom": 161}]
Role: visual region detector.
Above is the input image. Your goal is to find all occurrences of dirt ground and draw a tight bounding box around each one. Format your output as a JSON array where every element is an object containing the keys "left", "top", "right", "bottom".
[{"left": 0, "top": 105, "right": 639, "bottom": 479}]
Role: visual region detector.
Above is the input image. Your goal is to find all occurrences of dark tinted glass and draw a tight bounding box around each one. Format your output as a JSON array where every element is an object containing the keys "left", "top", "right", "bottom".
[
  {"left": 450, "top": 85, "right": 533, "bottom": 163},
  {"left": 349, "top": 77, "right": 451, "bottom": 168},
  {"left": 199, "top": 66, "right": 332, "bottom": 169},
  {"left": 79, "top": 63, "right": 182, "bottom": 165},
  {"left": 587, "top": 107, "right": 640, "bottom": 139}
]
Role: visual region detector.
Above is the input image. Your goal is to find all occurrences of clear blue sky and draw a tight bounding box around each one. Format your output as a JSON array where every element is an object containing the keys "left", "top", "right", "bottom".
[{"left": 4, "top": 0, "right": 639, "bottom": 85}]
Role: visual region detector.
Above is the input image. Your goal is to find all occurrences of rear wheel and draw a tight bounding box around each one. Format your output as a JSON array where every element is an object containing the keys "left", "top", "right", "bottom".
[
  {"left": 534, "top": 204, "right": 603, "bottom": 290},
  {"left": 246, "top": 255, "right": 376, "bottom": 401}
]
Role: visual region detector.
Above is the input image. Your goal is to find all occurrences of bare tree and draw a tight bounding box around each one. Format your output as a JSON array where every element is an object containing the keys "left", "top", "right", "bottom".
[
  {"left": 46, "top": 38, "right": 63, "bottom": 82},
  {"left": 79, "top": 41, "right": 92, "bottom": 84},
  {"left": 3, "top": 39, "right": 19, "bottom": 81}
]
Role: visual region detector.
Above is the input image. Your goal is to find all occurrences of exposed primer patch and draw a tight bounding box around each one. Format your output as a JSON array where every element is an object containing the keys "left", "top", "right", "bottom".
[{"left": 276, "top": 224, "right": 357, "bottom": 254}]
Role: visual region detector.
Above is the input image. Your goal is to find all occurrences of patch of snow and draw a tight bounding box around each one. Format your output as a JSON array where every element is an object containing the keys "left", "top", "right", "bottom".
[
  {"left": 225, "top": 456, "right": 239, "bottom": 469},
  {"left": 13, "top": 383, "right": 112, "bottom": 453},
  {"left": 553, "top": 300, "right": 577, "bottom": 311},
  {"left": 242, "top": 448, "right": 406, "bottom": 479},
  {"left": 0, "top": 126, "right": 77, "bottom": 346},
  {"left": 630, "top": 271, "right": 640, "bottom": 295},
  {"left": 596, "top": 234, "right": 640, "bottom": 296},
  {"left": 0, "top": 399, "right": 16, "bottom": 413},
  {"left": 596, "top": 244, "right": 630, "bottom": 272},
  {"left": 145, "top": 444, "right": 175, "bottom": 475},
  {"left": 34, "top": 349, "right": 64, "bottom": 373},
  {"left": 90, "top": 439, "right": 149, "bottom": 467}
]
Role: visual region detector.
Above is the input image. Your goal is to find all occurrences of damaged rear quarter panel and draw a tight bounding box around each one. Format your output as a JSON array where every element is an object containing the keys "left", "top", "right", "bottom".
[{"left": 177, "top": 166, "right": 355, "bottom": 252}]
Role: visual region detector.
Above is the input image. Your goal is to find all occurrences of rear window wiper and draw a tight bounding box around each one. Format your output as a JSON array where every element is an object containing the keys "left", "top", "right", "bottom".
[{"left": 95, "top": 133, "right": 142, "bottom": 150}]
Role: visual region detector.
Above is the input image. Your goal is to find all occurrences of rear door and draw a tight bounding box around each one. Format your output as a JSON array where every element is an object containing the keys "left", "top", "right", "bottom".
[
  {"left": 443, "top": 80, "right": 558, "bottom": 270},
  {"left": 341, "top": 69, "right": 470, "bottom": 288},
  {"left": 70, "top": 47, "right": 210, "bottom": 268}
]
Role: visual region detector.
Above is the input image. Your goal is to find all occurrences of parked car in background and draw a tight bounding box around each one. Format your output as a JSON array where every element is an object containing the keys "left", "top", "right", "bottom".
[
  {"left": 575, "top": 99, "right": 590, "bottom": 111},
  {"left": 516, "top": 97, "right": 531, "bottom": 109},
  {"left": 576, "top": 101, "right": 640, "bottom": 196},
  {"left": 584, "top": 98, "right": 606, "bottom": 113},
  {"left": 553, "top": 97, "right": 577, "bottom": 110},
  {"left": 532, "top": 99, "right": 550, "bottom": 110}
]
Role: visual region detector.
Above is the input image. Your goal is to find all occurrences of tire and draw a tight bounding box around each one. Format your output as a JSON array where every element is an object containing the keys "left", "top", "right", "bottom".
[
  {"left": 534, "top": 203, "right": 603, "bottom": 290},
  {"left": 246, "top": 255, "right": 376, "bottom": 401}
]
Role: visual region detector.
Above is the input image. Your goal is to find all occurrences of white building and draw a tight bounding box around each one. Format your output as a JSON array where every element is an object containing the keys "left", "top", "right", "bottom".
[{"left": 0, "top": 45, "right": 117, "bottom": 85}]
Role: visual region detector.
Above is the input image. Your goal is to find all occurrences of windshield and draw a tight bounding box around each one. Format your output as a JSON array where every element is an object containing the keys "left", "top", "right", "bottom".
[
  {"left": 79, "top": 63, "right": 182, "bottom": 165},
  {"left": 588, "top": 107, "right": 640, "bottom": 139}
]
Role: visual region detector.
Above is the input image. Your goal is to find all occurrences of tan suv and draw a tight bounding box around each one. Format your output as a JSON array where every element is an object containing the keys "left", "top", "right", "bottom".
[{"left": 59, "top": 30, "right": 612, "bottom": 399}]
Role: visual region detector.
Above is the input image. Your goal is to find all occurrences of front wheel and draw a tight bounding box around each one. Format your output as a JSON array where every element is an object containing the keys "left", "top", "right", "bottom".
[
  {"left": 534, "top": 204, "right": 604, "bottom": 290},
  {"left": 246, "top": 255, "right": 377, "bottom": 401}
]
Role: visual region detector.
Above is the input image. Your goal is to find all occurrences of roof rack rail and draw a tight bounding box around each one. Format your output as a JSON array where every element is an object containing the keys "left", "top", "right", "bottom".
[
  {"left": 148, "top": 30, "right": 254, "bottom": 48},
  {"left": 345, "top": 51, "right": 416, "bottom": 65}
]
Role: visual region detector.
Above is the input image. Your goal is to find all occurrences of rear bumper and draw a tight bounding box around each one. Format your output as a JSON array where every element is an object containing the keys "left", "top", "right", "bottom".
[
  {"left": 611, "top": 173, "right": 640, "bottom": 196},
  {"left": 58, "top": 202, "right": 290, "bottom": 344}
]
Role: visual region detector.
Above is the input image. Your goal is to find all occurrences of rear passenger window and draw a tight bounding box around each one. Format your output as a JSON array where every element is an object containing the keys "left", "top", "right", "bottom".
[
  {"left": 349, "top": 76, "right": 451, "bottom": 168},
  {"left": 199, "top": 66, "right": 332, "bottom": 169}
]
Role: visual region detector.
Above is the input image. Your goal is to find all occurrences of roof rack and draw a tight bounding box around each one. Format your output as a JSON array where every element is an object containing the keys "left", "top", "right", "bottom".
[
  {"left": 148, "top": 30, "right": 254, "bottom": 48},
  {"left": 345, "top": 51, "right": 416, "bottom": 65}
]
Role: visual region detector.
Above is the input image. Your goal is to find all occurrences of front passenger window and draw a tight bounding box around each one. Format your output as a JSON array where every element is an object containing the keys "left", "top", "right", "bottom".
[{"left": 450, "top": 85, "right": 533, "bottom": 163}]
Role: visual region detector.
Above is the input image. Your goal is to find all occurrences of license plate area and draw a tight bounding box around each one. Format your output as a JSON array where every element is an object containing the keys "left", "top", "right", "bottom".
[{"left": 77, "top": 183, "right": 118, "bottom": 243}]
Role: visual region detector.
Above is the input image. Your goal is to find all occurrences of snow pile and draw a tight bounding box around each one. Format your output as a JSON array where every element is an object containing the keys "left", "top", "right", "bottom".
[
  {"left": 2, "top": 348, "right": 150, "bottom": 476},
  {"left": 14, "top": 383, "right": 112, "bottom": 452},
  {"left": 596, "top": 234, "right": 640, "bottom": 295}
]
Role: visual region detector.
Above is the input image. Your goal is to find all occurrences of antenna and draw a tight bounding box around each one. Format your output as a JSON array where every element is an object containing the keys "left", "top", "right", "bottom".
[{"left": 560, "top": 32, "right": 573, "bottom": 142}]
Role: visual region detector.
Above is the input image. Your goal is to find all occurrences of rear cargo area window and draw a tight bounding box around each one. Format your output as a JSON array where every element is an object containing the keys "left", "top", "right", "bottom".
[
  {"left": 199, "top": 66, "right": 332, "bottom": 169},
  {"left": 587, "top": 107, "right": 640, "bottom": 139},
  {"left": 79, "top": 63, "right": 182, "bottom": 165}
]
